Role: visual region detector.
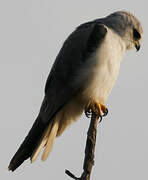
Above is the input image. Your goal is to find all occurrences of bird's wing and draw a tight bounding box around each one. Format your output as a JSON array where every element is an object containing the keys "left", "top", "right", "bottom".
[
  {"left": 8, "top": 23, "right": 107, "bottom": 171},
  {"left": 42, "top": 23, "right": 107, "bottom": 123}
]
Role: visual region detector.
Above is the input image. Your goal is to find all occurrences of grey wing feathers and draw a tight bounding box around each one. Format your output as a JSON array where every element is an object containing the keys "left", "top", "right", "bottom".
[
  {"left": 8, "top": 23, "right": 107, "bottom": 171},
  {"left": 42, "top": 23, "right": 107, "bottom": 124},
  {"left": 43, "top": 28, "right": 95, "bottom": 119}
]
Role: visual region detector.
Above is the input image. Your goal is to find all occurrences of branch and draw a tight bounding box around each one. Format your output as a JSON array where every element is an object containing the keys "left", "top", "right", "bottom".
[{"left": 65, "top": 112, "right": 100, "bottom": 180}]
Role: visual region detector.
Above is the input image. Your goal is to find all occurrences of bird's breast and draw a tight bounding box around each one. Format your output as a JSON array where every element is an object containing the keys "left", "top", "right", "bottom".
[{"left": 81, "top": 29, "right": 126, "bottom": 103}]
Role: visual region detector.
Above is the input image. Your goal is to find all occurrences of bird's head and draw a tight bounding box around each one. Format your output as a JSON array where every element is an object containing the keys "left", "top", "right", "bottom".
[{"left": 103, "top": 11, "right": 143, "bottom": 51}]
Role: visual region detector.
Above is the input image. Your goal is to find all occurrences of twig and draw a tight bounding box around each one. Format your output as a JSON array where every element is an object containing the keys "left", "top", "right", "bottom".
[{"left": 65, "top": 112, "right": 100, "bottom": 180}]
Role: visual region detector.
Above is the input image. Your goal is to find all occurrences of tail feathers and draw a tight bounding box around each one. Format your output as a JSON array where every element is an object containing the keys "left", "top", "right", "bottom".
[
  {"left": 42, "top": 119, "right": 59, "bottom": 161},
  {"left": 9, "top": 109, "right": 60, "bottom": 171},
  {"left": 31, "top": 117, "right": 59, "bottom": 162},
  {"left": 30, "top": 136, "right": 47, "bottom": 163},
  {"left": 30, "top": 121, "right": 53, "bottom": 163},
  {"left": 8, "top": 116, "right": 46, "bottom": 172}
]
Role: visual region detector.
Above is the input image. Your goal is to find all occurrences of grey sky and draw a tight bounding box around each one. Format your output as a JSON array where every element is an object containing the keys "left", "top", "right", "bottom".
[{"left": 0, "top": 0, "right": 147, "bottom": 179}]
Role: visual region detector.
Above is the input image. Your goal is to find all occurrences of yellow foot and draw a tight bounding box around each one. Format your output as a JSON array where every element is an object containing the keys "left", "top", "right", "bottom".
[{"left": 85, "top": 102, "right": 108, "bottom": 122}]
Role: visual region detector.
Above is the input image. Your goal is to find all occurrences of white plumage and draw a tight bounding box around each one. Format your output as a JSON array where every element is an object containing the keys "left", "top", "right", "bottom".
[{"left": 82, "top": 27, "right": 126, "bottom": 103}]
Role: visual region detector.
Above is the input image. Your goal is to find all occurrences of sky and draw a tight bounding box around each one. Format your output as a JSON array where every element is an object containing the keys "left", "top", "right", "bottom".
[{"left": 0, "top": 0, "right": 148, "bottom": 180}]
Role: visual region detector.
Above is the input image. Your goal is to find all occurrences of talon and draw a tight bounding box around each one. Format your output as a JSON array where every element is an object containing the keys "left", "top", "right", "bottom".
[
  {"left": 85, "top": 106, "right": 92, "bottom": 118},
  {"left": 99, "top": 116, "right": 102, "bottom": 123},
  {"left": 103, "top": 108, "right": 108, "bottom": 117},
  {"left": 85, "top": 102, "right": 108, "bottom": 122},
  {"left": 85, "top": 109, "right": 91, "bottom": 118}
]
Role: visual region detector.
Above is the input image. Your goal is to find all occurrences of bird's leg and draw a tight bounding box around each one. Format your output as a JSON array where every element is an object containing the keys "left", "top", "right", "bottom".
[{"left": 85, "top": 101, "right": 108, "bottom": 122}]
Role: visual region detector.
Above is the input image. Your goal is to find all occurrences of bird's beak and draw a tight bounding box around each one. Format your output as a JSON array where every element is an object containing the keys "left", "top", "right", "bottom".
[{"left": 135, "top": 41, "right": 141, "bottom": 51}]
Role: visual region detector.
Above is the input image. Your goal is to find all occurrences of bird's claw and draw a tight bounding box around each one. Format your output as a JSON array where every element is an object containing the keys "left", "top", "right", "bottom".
[
  {"left": 85, "top": 109, "right": 91, "bottom": 118},
  {"left": 85, "top": 102, "right": 108, "bottom": 123},
  {"left": 102, "top": 108, "right": 108, "bottom": 117},
  {"left": 98, "top": 108, "right": 108, "bottom": 123}
]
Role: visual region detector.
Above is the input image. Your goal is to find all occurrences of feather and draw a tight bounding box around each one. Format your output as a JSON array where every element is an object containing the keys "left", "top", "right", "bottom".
[
  {"left": 41, "top": 117, "right": 59, "bottom": 161},
  {"left": 30, "top": 122, "right": 53, "bottom": 163}
]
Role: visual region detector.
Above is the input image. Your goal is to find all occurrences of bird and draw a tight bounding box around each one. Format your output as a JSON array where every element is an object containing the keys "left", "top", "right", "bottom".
[{"left": 8, "top": 11, "right": 143, "bottom": 172}]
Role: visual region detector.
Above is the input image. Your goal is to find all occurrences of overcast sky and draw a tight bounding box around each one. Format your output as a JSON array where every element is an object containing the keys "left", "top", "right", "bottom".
[{"left": 0, "top": 0, "right": 148, "bottom": 180}]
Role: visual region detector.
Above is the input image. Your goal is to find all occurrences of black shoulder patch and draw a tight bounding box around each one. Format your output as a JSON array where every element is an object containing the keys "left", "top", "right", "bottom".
[{"left": 83, "top": 24, "right": 107, "bottom": 60}]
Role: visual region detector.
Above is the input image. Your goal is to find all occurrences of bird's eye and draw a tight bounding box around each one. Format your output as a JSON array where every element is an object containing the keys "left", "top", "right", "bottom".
[{"left": 133, "top": 29, "right": 141, "bottom": 40}]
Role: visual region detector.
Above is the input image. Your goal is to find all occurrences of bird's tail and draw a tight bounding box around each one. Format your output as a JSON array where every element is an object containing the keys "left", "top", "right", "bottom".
[
  {"left": 8, "top": 114, "right": 60, "bottom": 172},
  {"left": 8, "top": 116, "right": 47, "bottom": 171},
  {"left": 8, "top": 116, "right": 41, "bottom": 171},
  {"left": 31, "top": 116, "right": 59, "bottom": 162}
]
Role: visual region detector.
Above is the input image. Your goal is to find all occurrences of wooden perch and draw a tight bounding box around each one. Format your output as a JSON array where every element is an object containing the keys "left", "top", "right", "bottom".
[{"left": 65, "top": 112, "right": 100, "bottom": 180}]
